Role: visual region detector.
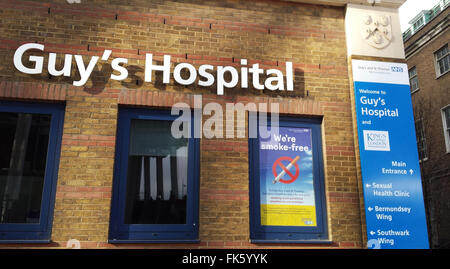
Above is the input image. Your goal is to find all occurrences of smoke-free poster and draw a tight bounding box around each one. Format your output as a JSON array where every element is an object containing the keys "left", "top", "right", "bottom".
[{"left": 259, "top": 126, "right": 317, "bottom": 227}]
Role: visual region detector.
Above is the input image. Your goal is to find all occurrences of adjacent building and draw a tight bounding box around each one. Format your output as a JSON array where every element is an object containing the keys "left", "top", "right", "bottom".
[{"left": 404, "top": 0, "right": 450, "bottom": 249}]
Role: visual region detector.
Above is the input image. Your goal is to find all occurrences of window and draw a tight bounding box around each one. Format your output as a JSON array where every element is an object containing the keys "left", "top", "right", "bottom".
[
  {"left": 0, "top": 101, "right": 64, "bottom": 242},
  {"left": 413, "top": 17, "right": 424, "bottom": 30},
  {"left": 435, "top": 44, "right": 449, "bottom": 77},
  {"left": 409, "top": 67, "right": 419, "bottom": 93},
  {"left": 442, "top": 105, "right": 450, "bottom": 153},
  {"left": 109, "top": 108, "right": 199, "bottom": 243},
  {"left": 415, "top": 119, "right": 427, "bottom": 161},
  {"left": 249, "top": 116, "right": 328, "bottom": 243}
]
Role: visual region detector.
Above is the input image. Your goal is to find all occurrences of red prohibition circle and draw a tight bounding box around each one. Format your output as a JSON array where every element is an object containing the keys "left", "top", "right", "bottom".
[{"left": 272, "top": 156, "right": 300, "bottom": 184}]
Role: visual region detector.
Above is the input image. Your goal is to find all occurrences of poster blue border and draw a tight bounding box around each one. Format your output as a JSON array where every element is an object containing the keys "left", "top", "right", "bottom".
[{"left": 249, "top": 116, "right": 329, "bottom": 243}]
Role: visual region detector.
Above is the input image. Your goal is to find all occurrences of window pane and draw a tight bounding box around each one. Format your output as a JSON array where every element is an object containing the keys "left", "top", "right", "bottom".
[
  {"left": 443, "top": 56, "right": 450, "bottom": 72},
  {"left": 418, "top": 145, "right": 425, "bottom": 160},
  {"left": 124, "top": 119, "right": 188, "bottom": 224},
  {"left": 415, "top": 120, "right": 426, "bottom": 160},
  {"left": 445, "top": 107, "right": 450, "bottom": 127},
  {"left": 0, "top": 112, "right": 51, "bottom": 224},
  {"left": 436, "top": 46, "right": 447, "bottom": 59},
  {"left": 436, "top": 46, "right": 449, "bottom": 75},
  {"left": 411, "top": 77, "right": 418, "bottom": 91},
  {"left": 415, "top": 121, "right": 422, "bottom": 139},
  {"left": 439, "top": 60, "right": 446, "bottom": 74}
]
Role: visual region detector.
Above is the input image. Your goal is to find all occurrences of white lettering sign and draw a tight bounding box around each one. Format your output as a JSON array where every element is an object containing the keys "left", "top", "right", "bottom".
[{"left": 13, "top": 43, "right": 294, "bottom": 96}]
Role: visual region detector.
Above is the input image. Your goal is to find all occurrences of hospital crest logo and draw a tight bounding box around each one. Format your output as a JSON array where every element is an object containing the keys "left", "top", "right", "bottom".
[{"left": 362, "top": 15, "right": 392, "bottom": 49}]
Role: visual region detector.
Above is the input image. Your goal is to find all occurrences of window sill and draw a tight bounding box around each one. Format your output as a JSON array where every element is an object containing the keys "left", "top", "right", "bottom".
[
  {"left": 436, "top": 70, "right": 449, "bottom": 79},
  {"left": 250, "top": 239, "right": 333, "bottom": 245},
  {"left": 411, "top": 88, "right": 419, "bottom": 94},
  {"left": 108, "top": 239, "right": 200, "bottom": 244}
]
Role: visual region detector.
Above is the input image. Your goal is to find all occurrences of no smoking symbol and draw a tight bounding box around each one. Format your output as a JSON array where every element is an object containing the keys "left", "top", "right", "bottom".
[{"left": 272, "top": 156, "right": 300, "bottom": 184}]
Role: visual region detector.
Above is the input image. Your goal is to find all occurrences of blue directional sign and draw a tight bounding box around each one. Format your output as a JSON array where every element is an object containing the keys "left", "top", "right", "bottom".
[{"left": 352, "top": 60, "right": 429, "bottom": 249}]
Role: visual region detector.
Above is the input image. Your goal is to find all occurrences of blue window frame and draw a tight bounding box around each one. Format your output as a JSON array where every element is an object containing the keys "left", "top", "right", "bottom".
[
  {"left": 109, "top": 107, "right": 199, "bottom": 243},
  {"left": 0, "top": 100, "right": 64, "bottom": 243},
  {"left": 249, "top": 116, "right": 329, "bottom": 243}
]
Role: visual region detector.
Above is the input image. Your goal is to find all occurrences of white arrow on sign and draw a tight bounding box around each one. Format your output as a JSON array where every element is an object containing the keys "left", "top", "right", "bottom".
[
  {"left": 370, "top": 231, "right": 376, "bottom": 236},
  {"left": 365, "top": 184, "right": 371, "bottom": 188},
  {"left": 368, "top": 207, "right": 373, "bottom": 211},
  {"left": 409, "top": 169, "right": 414, "bottom": 175}
]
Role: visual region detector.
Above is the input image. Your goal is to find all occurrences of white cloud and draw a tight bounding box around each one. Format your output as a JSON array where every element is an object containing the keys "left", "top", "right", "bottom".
[{"left": 299, "top": 157, "right": 313, "bottom": 170}]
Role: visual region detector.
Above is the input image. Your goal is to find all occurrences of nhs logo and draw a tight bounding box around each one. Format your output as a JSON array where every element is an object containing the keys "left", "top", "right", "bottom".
[
  {"left": 363, "top": 130, "right": 390, "bottom": 151},
  {"left": 391, "top": 66, "right": 403, "bottom": 72}
]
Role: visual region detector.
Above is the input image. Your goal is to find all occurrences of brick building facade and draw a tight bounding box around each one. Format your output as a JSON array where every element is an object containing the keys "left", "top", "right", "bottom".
[
  {"left": 0, "top": 0, "right": 411, "bottom": 249},
  {"left": 404, "top": 2, "right": 450, "bottom": 249}
]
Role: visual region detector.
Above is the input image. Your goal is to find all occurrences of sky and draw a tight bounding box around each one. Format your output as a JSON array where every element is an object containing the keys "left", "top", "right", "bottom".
[{"left": 398, "top": 0, "right": 441, "bottom": 32}]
